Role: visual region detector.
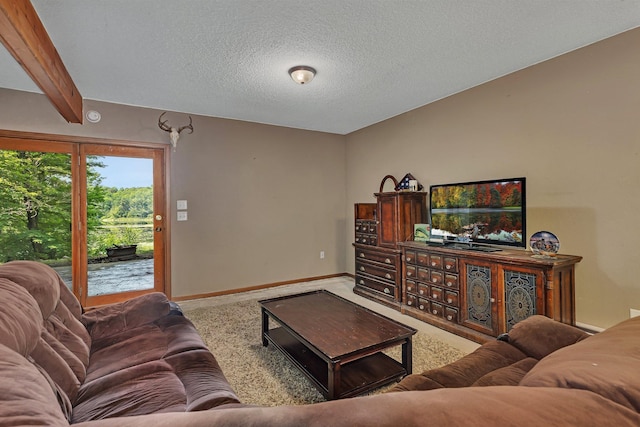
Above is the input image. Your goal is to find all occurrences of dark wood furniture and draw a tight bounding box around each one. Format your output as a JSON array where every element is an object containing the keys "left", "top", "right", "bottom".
[
  {"left": 259, "top": 290, "right": 416, "bottom": 400},
  {"left": 398, "top": 241, "right": 582, "bottom": 343},
  {"left": 353, "top": 179, "right": 427, "bottom": 309}
]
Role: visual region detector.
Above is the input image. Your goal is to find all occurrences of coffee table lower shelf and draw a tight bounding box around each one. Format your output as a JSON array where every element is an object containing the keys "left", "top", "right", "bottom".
[{"left": 264, "top": 326, "right": 407, "bottom": 400}]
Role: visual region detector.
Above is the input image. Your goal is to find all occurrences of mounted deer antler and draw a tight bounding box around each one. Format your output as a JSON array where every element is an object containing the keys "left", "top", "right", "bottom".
[{"left": 158, "top": 112, "right": 194, "bottom": 151}]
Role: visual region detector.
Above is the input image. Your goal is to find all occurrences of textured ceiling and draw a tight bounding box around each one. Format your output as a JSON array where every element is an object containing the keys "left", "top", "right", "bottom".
[{"left": 1, "top": 1, "right": 639, "bottom": 135}]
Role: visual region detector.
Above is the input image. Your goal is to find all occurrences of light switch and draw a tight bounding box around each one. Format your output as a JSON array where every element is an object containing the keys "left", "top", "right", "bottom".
[
  {"left": 177, "top": 200, "right": 188, "bottom": 210},
  {"left": 177, "top": 211, "right": 188, "bottom": 221}
]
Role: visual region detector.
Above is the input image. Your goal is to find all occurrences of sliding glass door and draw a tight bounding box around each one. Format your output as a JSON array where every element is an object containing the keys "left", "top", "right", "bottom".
[{"left": 0, "top": 136, "right": 168, "bottom": 307}]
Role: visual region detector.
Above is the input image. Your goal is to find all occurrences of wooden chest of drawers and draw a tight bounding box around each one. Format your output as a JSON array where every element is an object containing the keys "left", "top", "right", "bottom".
[{"left": 353, "top": 244, "right": 401, "bottom": 309}]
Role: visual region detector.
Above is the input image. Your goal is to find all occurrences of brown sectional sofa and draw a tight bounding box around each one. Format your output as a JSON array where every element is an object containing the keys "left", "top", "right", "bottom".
[
  {"left": 0, "top": 260, "right": 241, "bottom": 425},
  {"left": 2, "top": 260, "right": 640, "bottom": 426}
]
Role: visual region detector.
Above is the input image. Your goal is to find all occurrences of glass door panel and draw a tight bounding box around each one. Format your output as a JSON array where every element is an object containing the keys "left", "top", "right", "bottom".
[
  {"left": 86, "top": 155, "right": 155, "bottom": 297},
  {"left": 0, "top": 148, "right": 73, "bottom": 288}
]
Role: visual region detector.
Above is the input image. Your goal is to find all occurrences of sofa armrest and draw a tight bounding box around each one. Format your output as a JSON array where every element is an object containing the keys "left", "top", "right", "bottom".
[
  {"left": 81, "top": 292, "right": 170, "bottom": 341},
  {"left": 507, "top": 315, "right": 589, "bottom": 360},
  {"left": 390, "top": 339, "right": 527, "bottom": 391}
]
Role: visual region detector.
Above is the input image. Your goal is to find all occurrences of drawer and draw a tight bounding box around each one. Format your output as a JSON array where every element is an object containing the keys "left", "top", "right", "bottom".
[
  {"left": 430, "top": 270, "right": 443, "bottom": 285},
  {"left": 417, "top": 252, "right": 429, "bottom": 266},
  {"left": 355, "top": 274, "right": 396, "bottom": 298},
  {"left": 444, "top": 273, "right": 459, "bottom": 289},
  {"left": 443, "top": 257, "right": 458, "bottom": 272},
  {"left": 406, "top": 265, "right": 416, "bottom": 279},
  {"left": 444, "top": 290, "right": 459, "bottom": 306},
  {"left": 405, "top": 280, "right": 417, "bottom": 294},
  {"left": 430, "top": 286, "right": 443, "bottom": 302},
  {"left": 444, "top": 306, "right": 459, "bottom": 323},
  {"left": 405, "top": 293, "right": 417, "bottom": 308},
  {"left": 417, "top": 283, "right": 429, "bottom": 298},
  {"left": 356, "top": 261, "right": 395, "bottom": 282},
  {"left": 355, "top": 233, "right": 367, "bottom": 244},
  {"left": 366, "top": 221, "right": 377, "bottom": 234},
  {"left": 430, "top": 302, "right": 444, "bottom": 317},
  {"left": 417, "top": 298, "right": 429, "bottom": 312},
  {"left": 355, "top": 220, "right": 366, "bottom": 232},
  {"left": 429, "top": 254, "right": 442, "bottom": 269},
  {"left": 356, "top": 248, "right": 398, "bottom": 267},
  {"left": 417, "top": 267, "right": 430, "bottom": 281},
  {"left": 404, "top": 250, "right": 417, "bottom": 264}
]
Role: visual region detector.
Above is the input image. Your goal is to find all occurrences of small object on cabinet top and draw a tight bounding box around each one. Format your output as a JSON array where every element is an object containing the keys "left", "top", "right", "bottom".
[{"left": 396, "top": 173, "right": 424, "bottom": 191}]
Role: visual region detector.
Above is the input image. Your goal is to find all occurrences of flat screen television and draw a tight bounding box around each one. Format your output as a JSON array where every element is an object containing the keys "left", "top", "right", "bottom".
[{"left": 429, "top": 177, "right": 526, "bottom": 248}]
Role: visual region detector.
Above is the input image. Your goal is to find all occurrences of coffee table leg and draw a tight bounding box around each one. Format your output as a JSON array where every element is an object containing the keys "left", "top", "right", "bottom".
[
  {"left": 402, "top": 338, "right": 413, "bottom": 375},
  {"left": 261, "top": 308, "right": 269, "bottom": 347},
  {"left": 328, "top": 362, "right": 340, "bottom": 400}
]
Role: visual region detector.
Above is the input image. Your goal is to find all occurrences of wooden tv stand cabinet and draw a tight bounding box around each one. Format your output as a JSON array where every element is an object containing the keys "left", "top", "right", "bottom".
[{"left": 397, "top": 242, "right": 582, "bottom": 343}]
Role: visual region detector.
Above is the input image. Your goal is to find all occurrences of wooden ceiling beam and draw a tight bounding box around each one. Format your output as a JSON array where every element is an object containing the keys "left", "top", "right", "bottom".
[{"left": 0, "top": 0, "right": 83, "bottom": 123}]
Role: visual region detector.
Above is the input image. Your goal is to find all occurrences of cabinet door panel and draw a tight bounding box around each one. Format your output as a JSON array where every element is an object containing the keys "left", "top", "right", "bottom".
[
  {"left": 461, "top": 261, "right": 498, "bottom": 336},
  {"left": 503, "top": 268, "right": 544, "bottom": 331}
]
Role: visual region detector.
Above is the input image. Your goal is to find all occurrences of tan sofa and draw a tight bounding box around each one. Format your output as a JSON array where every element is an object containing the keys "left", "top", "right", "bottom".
[{"left": 2, "top": 260, "right": 640, "bottom": 426}]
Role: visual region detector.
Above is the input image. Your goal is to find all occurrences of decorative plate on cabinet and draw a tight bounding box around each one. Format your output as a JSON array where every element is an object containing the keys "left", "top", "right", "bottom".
[{"left": 530, "top": 231, "right": 560, "bottom": 258}]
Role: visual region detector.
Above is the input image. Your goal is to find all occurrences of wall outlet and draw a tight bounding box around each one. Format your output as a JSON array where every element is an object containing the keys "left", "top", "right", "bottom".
[
  {"left": 320, "top": 251, "right": 325, "bottom": 259},
  {"left": 177, "top": 211, "right": 188, "bottom": 221},
  {"left": 177, "top": 200, "right": 188, "bottom": 210},
  {"left": 630, "top": 308, "right": 640, "bottom": 318}
]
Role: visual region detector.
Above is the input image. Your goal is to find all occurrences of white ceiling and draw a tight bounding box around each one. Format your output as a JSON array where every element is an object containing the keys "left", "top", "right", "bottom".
[{"left": 1, "top": 1, "right": 639, "bottom": 135}]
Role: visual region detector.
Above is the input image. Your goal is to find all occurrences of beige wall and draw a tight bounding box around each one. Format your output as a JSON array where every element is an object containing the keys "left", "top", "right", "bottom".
[
  {"left": 346, "top": 28, "right": 640, "bottom": 329},
  {"left": 0, "top": 90, "right": 347, "bottom": 297}
]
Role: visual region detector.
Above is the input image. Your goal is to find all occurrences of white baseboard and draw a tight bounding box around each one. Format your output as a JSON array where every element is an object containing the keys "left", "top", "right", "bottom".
[{"left": 575, "top": 321, "right": 604, "bottom": 334}]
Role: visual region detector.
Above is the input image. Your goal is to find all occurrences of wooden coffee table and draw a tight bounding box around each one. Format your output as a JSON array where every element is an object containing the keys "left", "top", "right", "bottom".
[{"left": 259, "top": 289, "right": 416, "bottom": 400}]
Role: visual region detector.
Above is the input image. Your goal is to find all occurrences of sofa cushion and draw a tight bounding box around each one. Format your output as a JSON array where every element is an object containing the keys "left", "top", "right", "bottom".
[
  {"left": 72, "top": 360, "right": 187, "bottom": 423},
  {"left": 0, "top": 343, "right": 70, "bottom": 427},
  {"left": 472, "top": 357, "right": 537, "bottom": 386},
  {"left": 507, "top": 314, "right": 589, "bottom": 360},
  {"left": 0, "top": 279, "right": 42, "bottom": 356},
  {"left": 82, "top": 292, "right": 170, "bottom": 342},
  {"left": 520, "top": 315, "right": 640, "bottom": 412}
]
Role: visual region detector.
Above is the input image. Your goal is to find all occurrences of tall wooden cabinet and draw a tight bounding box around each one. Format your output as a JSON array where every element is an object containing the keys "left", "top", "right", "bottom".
[
  {"left": 353, "top": 191, "right": 427, "bottom": 309},
  {"left": 399, "top": 242, "right": 582, "bottom": 343}
]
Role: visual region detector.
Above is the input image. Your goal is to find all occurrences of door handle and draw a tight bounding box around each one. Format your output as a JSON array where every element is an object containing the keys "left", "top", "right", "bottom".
[{"left": 155, "top": 227, "right": 162, "bottom": 232}]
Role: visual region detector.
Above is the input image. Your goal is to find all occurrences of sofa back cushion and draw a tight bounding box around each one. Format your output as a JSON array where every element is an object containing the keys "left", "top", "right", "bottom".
[
  {"left": 520, "top": 316, "right": 640, "bottom": 412},
  {"left": 0, "top": 279, "right": 42, "bottom": 356},
  {"left": 0, "top": 261, "right": 91, "bottom": 404}
]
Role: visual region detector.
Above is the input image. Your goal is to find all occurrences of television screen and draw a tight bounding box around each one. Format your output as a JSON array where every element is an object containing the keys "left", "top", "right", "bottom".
[{"left": 429, "top": 177, "right": 526, "bottom": 248}]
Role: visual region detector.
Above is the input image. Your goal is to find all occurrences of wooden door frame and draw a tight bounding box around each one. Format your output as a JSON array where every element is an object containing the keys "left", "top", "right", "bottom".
[{"left": 0, "top": 129, "right": 172, "bottom": 305}]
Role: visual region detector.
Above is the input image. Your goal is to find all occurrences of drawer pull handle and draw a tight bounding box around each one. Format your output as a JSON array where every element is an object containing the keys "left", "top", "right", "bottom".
[
  {"left": 359, "top": 253, "right": 365, "bottom": 258},
  {"left": 433, "top": 294, "right": 438, "bottom": 299},
  {"left": 407, "top": 272, "right": 413, "bottom": 277},
  {"left": 359, "top": 280, "right": 365, "bottom": 285},
  {"left": 432, "top": 310, "right": 437, "bottom": 315},
  {"left": 419, "top": 305, "right": 424, "bottom": 310},
  {"left": 419, "top": 290, "right": 424, "bottom": 294},
  {"left": 447, "top": 298, "right": 453, "bottom": 304},
  {"left": 407, "top": 287, "right": 413, "bottom": 292},
  {"left": 406, "top": 257, "right": 412, "bottom": 262},
  {"left": 431, "top": 262, "right": 436, "bottom": 266},
  {"left": 432, "top": 278, "right": 437, "bottom": 283},
  {"left": 385, "top": 273, "right": 391, "bottom": 279},
  {"left": 384, "top": 288, "right": 391, "bottom": 294},
  {"left": 360, "top": 266, "right": 365, "bottom": 271},
  {"left": 447, "top": 315, "right": 453, "bottom": 321},
  {"left": 446, "top": 282, "right": 452, "bottom": 287},
  {"left": 446, "top": 265, "right": 451, "bottom": 270},
  {"left": 491, "top": 298, "right": 496, "bottom": 303},
  {"left": 408, "top": 301, "right": 412, "bottom": 306},
  {"left": 385, "top": 258, "right": 391, "bottom": 264}
]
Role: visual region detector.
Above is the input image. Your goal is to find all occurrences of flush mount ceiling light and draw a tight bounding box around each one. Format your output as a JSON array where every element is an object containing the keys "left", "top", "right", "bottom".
[{"left": 289, "top": 66, "right": 316, "bottom": 84}]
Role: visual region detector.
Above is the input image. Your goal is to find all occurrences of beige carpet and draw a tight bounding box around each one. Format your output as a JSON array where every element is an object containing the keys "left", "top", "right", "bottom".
[{"left": 183, "top": 298, "right": 467, "bottom": 407}]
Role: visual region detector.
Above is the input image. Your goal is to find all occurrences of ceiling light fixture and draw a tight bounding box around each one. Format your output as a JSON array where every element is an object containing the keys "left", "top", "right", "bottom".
[{"left": 289, "top": 66, "right": 316, "bottom": 84}]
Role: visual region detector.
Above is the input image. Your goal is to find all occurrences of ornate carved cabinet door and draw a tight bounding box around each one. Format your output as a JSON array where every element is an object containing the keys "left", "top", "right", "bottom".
[{"left": 460, "top": 260, "right": 499, "bottom": 336}]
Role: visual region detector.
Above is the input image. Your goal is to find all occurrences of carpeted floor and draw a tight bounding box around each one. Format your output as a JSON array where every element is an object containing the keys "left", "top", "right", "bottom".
[{"left": 183, "top": 298, "right": 467, "bottom": 406}]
